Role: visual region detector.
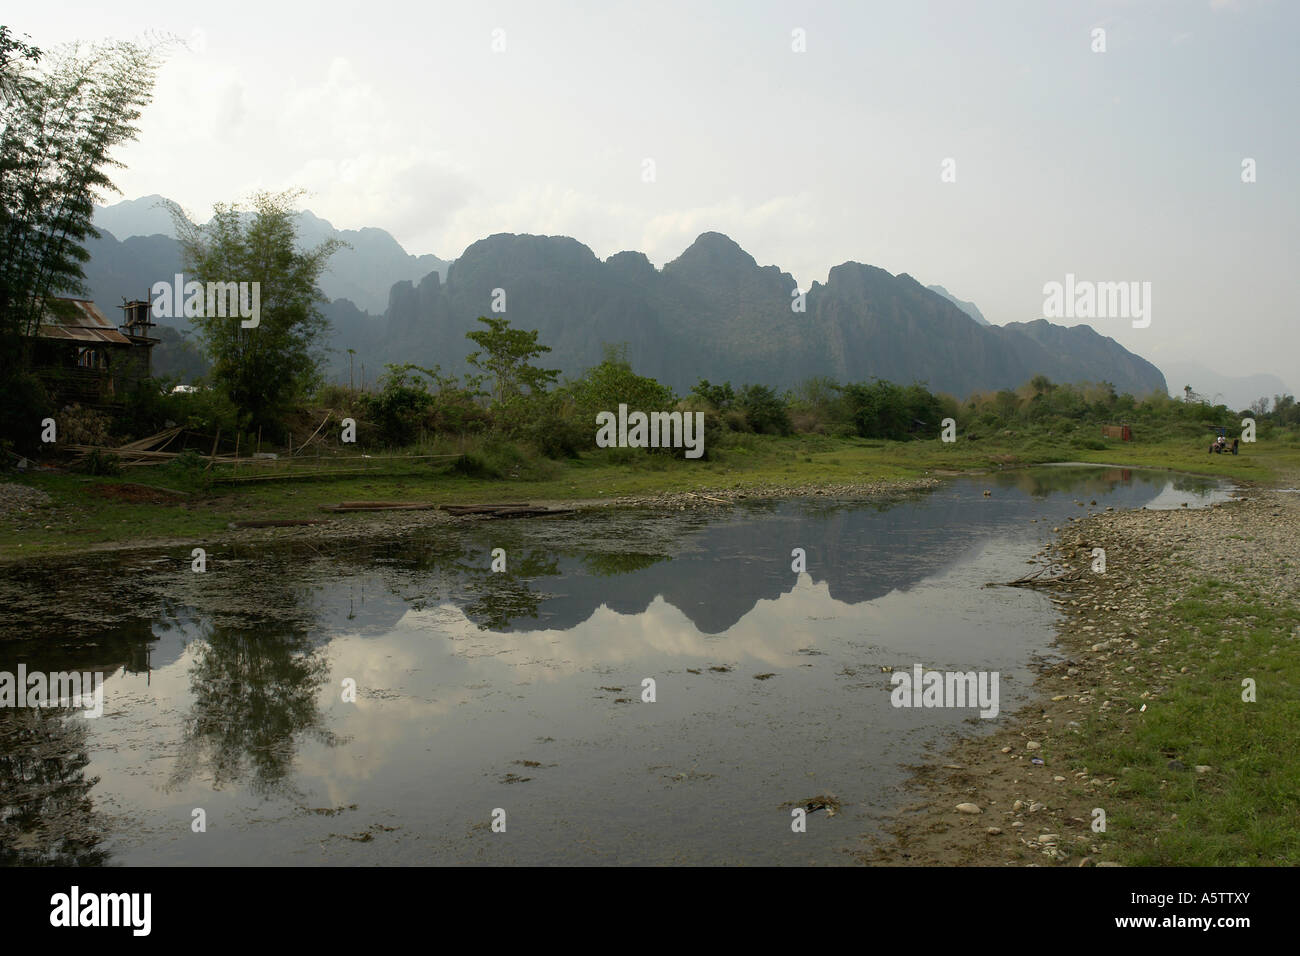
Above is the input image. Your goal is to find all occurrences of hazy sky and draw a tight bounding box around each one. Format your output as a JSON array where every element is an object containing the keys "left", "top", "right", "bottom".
[{"left": 18, "top": 0, "right": 1299, "bottom": 383}]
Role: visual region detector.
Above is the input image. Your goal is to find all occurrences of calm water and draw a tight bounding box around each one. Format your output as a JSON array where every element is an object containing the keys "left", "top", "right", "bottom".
[{"left": 0, "top": 466, "right": 1231, "bottom": 865}]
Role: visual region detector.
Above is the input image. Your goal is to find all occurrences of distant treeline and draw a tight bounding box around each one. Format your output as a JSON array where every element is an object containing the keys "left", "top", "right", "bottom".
[{"left": 56, "top": 317, "right": 1293, "bottom": 471}]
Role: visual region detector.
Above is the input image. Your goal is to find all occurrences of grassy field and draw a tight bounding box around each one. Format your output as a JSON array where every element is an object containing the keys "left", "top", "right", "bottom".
[
  {"left": 1081, "top": 581, "right": 1300, "bottom": 865},
  {"left": 1, "top": 432, "right": 1296, "bottom": 561}
]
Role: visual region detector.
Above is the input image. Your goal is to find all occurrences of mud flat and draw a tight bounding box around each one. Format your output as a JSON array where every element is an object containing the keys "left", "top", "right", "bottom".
[
  {"left": 861, "top": 471, "right": 1300, "bottom": 866},
  {"left": 0, "top": 474, "right": 941, "bottom": 565}
]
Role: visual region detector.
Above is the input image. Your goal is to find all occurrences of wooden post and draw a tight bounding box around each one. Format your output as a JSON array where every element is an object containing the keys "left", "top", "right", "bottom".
[
  {"left": 204, "top": 428, "right": 221, "bottom": 472},
  {"left": 234, "top": 432, "right": 240, "bottom": 476},
  {"left": 257, "top": 426, "right": 262, "bottom": 454}
]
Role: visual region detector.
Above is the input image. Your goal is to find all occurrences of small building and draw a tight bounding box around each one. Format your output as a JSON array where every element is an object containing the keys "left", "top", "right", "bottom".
[
  {"left": 1101, "top": 423, "right": 1132, "bottom": 441},
  {"left": 28, "top": 297, "right": 158, "bottom": 406}
]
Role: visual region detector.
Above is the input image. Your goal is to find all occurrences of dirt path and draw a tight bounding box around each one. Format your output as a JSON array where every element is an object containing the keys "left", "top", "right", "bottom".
[{"left": 858, "top": 474, "right": 1300, "bottom": 866}]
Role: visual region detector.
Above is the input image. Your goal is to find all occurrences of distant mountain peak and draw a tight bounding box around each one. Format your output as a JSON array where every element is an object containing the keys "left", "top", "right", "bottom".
[
  {"left": 89, "top": 194, "right": 452, "bottom": 315},
  {"left": 927, "top": 284, "right": 991, "bottom": 326},
  {"left": 667, "top": 232, "right": 757, "bottom": 272}
]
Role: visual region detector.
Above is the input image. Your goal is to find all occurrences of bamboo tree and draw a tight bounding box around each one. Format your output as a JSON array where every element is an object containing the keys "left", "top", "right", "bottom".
[{"left": 0, "top": 30, "right": 164, "bottom": 450}]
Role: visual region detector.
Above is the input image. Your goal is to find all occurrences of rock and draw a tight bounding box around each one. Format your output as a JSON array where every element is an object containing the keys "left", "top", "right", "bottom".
[
  {"left": 1037, "top": 834, "right": 1059, "bottom": 844},
  {"left": 986, "top": 827, "right": 1003, "bottom": 835},
  {"left": 1012, "top": 800, "right": 1024, "bottom": 811},
  {"left": 1025, "top": 741, "right": 1042, "bottom": 750},
  {"left": 1194, "top": 765, "right": 1213, "bottom": 774},
  {"left": 955, "top": 803, "right": 982, "bottom": 814},
  {"left": 1167, "top": 759, "right": 1188, "bottom": 772},
  {"left": 1096, "top": 861, "right": 1123, "bottom": 867}
]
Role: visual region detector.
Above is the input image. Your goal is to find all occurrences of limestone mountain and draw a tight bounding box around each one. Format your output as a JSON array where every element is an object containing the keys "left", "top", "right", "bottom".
[
  {"left": 322, "top": 231, "right": 1168, "bottom": 398},
  {"left": 927, "top": 284, "right": 991, "bottom": 326},
  {"left": 69, "top": 217, "right": 1168, "bottom": 396}
]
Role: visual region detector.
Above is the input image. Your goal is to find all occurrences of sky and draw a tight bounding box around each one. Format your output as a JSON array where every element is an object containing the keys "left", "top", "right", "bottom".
[{"left": 15, "top": 0, "right": 1299, "bottom": 383}]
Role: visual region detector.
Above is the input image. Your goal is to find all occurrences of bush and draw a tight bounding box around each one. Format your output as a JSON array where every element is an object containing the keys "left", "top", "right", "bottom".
[
  {"left": 363, "top": 364, "right": 435, "bottom": 447},
  {"left": 737, "top": 383, "right": 792, "bottom": 435},
  {"left": 450, "top": 452, "right": 500, "bottom": 479},
  {"left": 529, "top": 413, "right": 589, "bottom": 459},
  {"left": 0, "top": 369, "right": 53, "bottom": 456},
  {"left": 162, "top": 449, "right": 212, "bottom": 489},
  {"left": 79, "top": 449, "right": 122, "bottom": 476}
]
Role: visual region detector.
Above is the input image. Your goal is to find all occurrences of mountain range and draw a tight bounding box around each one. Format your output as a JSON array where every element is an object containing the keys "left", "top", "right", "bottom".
[
  {"left": 1159, "top": 361, "right": 1292, "bottom": 413},
  {"left": 320, "top": 230, "right": 1167, "bottom": 397},
  {"left": 90, "top": 195, "right": 449, "bottom": 314},
  {"left": 77, "top": 199, "right": 1169, "bottom": 398}
]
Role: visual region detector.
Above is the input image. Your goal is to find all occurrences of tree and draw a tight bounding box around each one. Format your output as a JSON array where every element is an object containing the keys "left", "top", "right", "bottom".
[
  {"left": 569, "top": 343, "right": 674, "bottom": 414},
  {"left": 0, "top": 26, "right": 42, "bottom": 106},
  {"left": 690, "top": 379, "right": 736, "bottom": 411},
  {"left": 168, "top": 190, "right": 342, "bottom": 435},
  {"left": 0, "top": 33, "right": 162, "bottom": 449},
  {"left": 737, "top": 383, "right": 792, "bottom": 435},
  {"left": 464, "top": 316, "right": 559, "bottom": 406},
  {"left": 1249, "top": 396, "right": 1270, "bottom": 418}
]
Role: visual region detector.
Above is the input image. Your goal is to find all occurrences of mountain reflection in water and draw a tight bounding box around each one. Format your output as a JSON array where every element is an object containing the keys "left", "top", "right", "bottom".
[{"left": 0, "top": 466, "right": 1229, "bottom": 865}]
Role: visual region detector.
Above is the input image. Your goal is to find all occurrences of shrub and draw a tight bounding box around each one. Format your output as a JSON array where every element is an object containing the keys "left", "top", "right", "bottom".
[
  {"left": 737, "top": 383, "right": 792, "bottom": 435},
  {"left": 450, "top": 452, "right": 500, "bottom": 479},
  {"left": 79, "top": 449, "right": 122, "bottom": 476}
]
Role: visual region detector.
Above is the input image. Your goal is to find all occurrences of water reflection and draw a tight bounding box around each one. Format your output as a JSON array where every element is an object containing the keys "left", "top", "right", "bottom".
[
  {"left": 0, "top": 709, "right": 108, "bottom": 866},
  {"left": 0, "top": 467, "right": 1232, "bottom": 865},
  {"left": 168, "top": 624, "right": 339, "bottom": 799}
]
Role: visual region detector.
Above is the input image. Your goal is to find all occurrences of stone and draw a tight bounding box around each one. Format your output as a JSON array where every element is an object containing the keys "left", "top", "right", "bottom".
[{"left": 955, "top": 803, "right": 982, "bottom": 814}]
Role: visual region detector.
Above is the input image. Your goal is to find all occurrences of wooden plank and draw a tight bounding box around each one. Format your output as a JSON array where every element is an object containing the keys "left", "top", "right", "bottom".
[
  {"left": 320, "top": 502, "right": 437, "bottom": 512},
  {"left": 440, "top": 503, "right": 529, "bottom": 514}
]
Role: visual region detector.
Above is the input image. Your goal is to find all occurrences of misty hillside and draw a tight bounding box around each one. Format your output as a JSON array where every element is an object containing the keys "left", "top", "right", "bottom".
[
  {"left": 1159, "top": 361, "right": 1293, "bottom": 412},
  {"left": 927, "top": 285, "right": 992, "bottom": 326},
  {"left": 323, "top": 231, "right": 1168, "bottom": 398},
  {"left": 89, "top": 195, "right": 450, "bottom": 314},
  {"left": 69, "top": 215, "right": 1168, "bottom": 398}
]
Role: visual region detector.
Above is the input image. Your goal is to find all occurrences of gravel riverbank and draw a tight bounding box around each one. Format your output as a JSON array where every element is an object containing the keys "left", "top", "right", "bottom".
[
  {"left": 0, "top": 475, "right": 941, "bottom": 564},
  {"left": 861, "top": 473, "right": 1300, "bottom": 866}
]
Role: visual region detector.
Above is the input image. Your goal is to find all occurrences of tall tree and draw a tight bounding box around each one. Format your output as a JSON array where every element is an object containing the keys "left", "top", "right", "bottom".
[
  {"left": 0, "top": 31, "right": 162, "bottom": 448},
  {"left": 0, "top": 26, "right": 42, "bottom": 106},
  {"left": 465, "top": 316, "right": 559, "bottom": 406},
  {"left": 0, "top": 35, "right": 160, "bottom": 343},
  {"left": 168, "top": 190, "right": 343, "bottom": 435}
]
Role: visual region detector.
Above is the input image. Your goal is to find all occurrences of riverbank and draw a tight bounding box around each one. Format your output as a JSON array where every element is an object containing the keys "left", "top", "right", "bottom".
[
  {"left": 860, "top": 470, "right": 1300, "bottom": 866},
  {"left": 0, "top": 434, "right": 1283, "bottom": 563}
]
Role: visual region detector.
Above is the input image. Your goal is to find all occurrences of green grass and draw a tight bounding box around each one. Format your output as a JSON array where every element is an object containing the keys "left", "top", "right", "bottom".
[
  {"left": 1069, "top": 582, "right": 1300, "bottom": 865},
  {"left": 2, "top": 434, "right": 1296, "bottom": 560}
]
